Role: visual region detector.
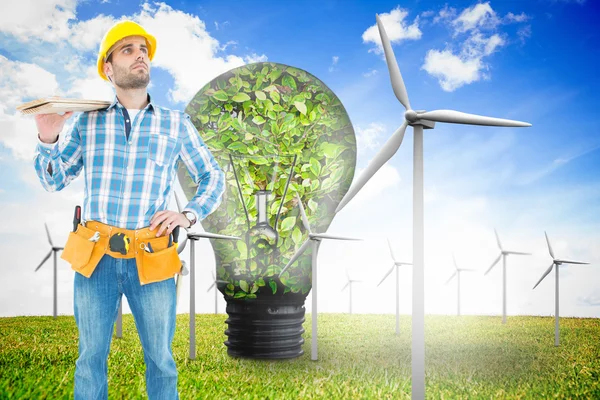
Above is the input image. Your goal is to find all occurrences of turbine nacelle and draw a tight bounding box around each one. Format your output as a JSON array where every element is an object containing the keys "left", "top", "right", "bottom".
[{"left": 533, "top": 232, "right": 590, "bottom": 290}]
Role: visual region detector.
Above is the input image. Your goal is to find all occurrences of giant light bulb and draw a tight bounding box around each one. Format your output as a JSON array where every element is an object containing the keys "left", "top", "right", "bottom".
[{"left": 178, "top": 62, "right": 356, "bottom": 359}]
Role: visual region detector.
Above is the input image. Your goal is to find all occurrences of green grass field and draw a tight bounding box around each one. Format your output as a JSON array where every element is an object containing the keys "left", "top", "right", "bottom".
[{"left": 1, "top": 314, "right": 599, "bottom": 399}]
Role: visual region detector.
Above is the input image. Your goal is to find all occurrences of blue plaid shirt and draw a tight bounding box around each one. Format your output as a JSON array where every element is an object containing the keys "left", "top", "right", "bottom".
[{"left": 34, "top": 95, "right": 225, "bottom": 229}]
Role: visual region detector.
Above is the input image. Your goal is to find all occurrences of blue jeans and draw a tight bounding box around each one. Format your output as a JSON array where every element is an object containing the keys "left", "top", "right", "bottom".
[{"left": 73, "top": 255, "right": 179, "bottom": 399}]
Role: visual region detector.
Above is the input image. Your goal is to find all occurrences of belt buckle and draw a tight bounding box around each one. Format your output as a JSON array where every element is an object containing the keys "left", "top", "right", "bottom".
[{"left": 109, "top": 232, "right": 131, "bottom": 255}]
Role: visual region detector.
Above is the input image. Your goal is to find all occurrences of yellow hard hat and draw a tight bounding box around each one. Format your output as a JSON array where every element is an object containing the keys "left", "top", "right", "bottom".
[{"left": 97, "top": 20, "right": 157, "bottom": 81}]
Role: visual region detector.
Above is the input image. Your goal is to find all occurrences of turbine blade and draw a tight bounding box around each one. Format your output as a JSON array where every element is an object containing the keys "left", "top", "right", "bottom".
[
  {"left": 377, "top": 264, "right": 396, "bottom": 287},
  {"left": 207, "top": 282, "right": 215, "bottom": 292},
  {"left": 45, "top": 223, "right": 54, "bottom": 247},
  {"left": 176, "top": 227, "right": 188, "bottom": 254},
  {"left": 376, "top": 14, "right": 411, "bottom": 110},
  {"left": 310, "top": 233, "right": 360, "bottom": 241},
  {"left": 555, "top": 259, "right": 590, "bottom": 265},
  {"left": 296, "top": 193, "right": 311, "bottom": 233},
  {"left": 174, "top": 192, "right": 190, "bottom": 253},
  {"left": 485, "top": 253, "right": 502, "bottom": 275},
  {"left": 341, "top": 281, "right": 350, "bottom": 291},
  {"left": 505, "top": 251, "right": 531, "bottom": 256},
  {"left": 387, "top": 238, "right": 397, "bottom": 262},
  {"left": 335, "top": 122, "right": 408, "bottom": 213},
  {"left": 188, "top": 232, "right": 240, "bottom": 240},
  {"left": 416, "top": 110, "right": 531, "bottom": 127},
  {"left": 544, "top": 231, "right": 555, "bottom": 259},
  {"left": 445, "top": 271, "right": 457, "bottom": 285},
  {"left": 279, "top": 240, "right": 311, "bottom": 276},
  {"left": 35, "top": 250, "right": 53, "bottom": 272},
  {"left": 174, "top": 191, "right": 184, "bottom": 213},
  {"left": 494, "top": 229, "right": 503, "bottom": 251},
  {"left": 453, "top": 253, "right": 458, "bottom": 271},
  {"left": 533, "top": 263, "right": 555, "bottom": 290}
]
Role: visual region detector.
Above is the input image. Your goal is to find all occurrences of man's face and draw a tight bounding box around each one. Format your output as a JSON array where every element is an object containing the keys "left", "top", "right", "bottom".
[{"left": 105, "top": 36, "right": 151, "bottom": 89}]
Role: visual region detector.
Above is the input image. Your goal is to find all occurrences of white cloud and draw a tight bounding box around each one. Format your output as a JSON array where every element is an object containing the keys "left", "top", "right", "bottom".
[
  {"left": 0, "top": 56, "right": 64, "bottom": 160},
  {"left": 66, "top": 65, "right": 115, "bottom": 101},
  {"left": 516, "top": 143, "right": 600, "bottom": 185},
  {"left": 518, "top": 25, "right": 532, "bottom": 44},
  {"left": 0, "top": 1, "right": 271, "bottom": 163},
  {"left": 434, "top": 5, "right": 457, "bottom": 24},
  {"left": 355, "top": 122, "right": 386, "bottom": 153},
  {"left": 363, "top": 69, "right": 378, "bottom": 78},
  {"left": 136, "top": 2, "right": 266, "bottom": 105},
  {"left": 0, "top": 0, "right": 77, "bottom": 43},
  {"left": 462, "top": 33, "right": 505, "bottom": 58},
  {"left": 0, "top": 56, "right": 61, "bottom": 106},
  {"left": 504, "top": 12, "right": 529, "bottom": 23},
  {"left": 422, "top": 2, "right": 529, "bottom": 92},
  {"left": 244, "top": 53, "right": 268, "bottom": 64},
  {"left": 422, "top": 50, "right": 483, "bottom": 92},
  {"left": 328, "top": 55, "right": 339, "bottom": 72},
  {"left": 219, "top": 40, "right": 238, "bottom": 52},
  {"left": 69, "top": 14, "right": 117, "bottom": 51},
  {"left": 362, "top": 7, "right": 422, "bottom": 53},
  {"left": 343, "top": 164, "right": 401, "bottom": 211},
  {"left": 214, "top": 20, "right": 230, "bottom": 31},
  {"left": 452, "top": 2, "right": 499, "bottom": 34}
]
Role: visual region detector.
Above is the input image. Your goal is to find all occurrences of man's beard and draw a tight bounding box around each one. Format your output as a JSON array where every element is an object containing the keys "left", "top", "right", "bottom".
[{"left": 112, "top": 63, "right": 150, "bottom": 89}]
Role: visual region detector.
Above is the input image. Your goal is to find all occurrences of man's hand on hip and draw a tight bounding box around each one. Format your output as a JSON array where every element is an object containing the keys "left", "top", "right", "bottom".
[{"left": 150, "top": 211, "right": 190, "bottom": 237}]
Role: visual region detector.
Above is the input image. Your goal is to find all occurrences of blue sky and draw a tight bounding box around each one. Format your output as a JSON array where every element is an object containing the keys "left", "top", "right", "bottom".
[{"left": 0, "top": 0, "right": 598, "bottom": 319}]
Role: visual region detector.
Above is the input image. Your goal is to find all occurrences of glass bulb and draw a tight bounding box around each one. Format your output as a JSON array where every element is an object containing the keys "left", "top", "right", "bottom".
[{"left": 178, "top": 62, "right": 356, "bottom": 358}]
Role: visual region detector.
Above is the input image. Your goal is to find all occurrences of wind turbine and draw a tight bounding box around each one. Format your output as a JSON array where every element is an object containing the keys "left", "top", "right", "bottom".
[
  {"left": 279, "top": 193, "right": 360, "bottom": 361},
  {"left": 207, "top": 271, "right": 227, "bottom": 314},
  {"left": 341, "top": 270, "right": 362, "bottom": 315},
  {"left": 174, "top": 192, "right": 240, "bottom": 360},
  {"left": 484, "top": 229, "right": 530, "bottom": 324},
  {"left": 533, "top": 232, "right": 589, "bottom": 346},
  {"left": 334, "top": 15, "right": 531, "bottom": 400},
  {"left": 445, "top": 253, "right": 475, "bottom": 316},
  {"left": 34, "top": 223, "right": 64, "bottom": 319},
  {"left": 377, "top": 238, "right": 412, "bottom": 334}
]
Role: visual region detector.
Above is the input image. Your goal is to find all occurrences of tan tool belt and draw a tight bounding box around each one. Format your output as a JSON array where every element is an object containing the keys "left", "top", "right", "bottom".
[{"left": 61, "top": 220, "right": 181, "bottom": 286}]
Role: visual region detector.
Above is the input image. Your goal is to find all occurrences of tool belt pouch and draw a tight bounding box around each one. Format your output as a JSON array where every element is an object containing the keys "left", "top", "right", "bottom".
[
  {"left": 138, "top": 236, "right": 181, "bottom": 284},
  {"left": 61, "top": 225, "right": 107, "bottom": 278}
]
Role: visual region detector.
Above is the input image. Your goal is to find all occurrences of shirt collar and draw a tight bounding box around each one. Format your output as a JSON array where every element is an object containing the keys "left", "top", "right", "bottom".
[{"left": 107, "top": 93, "right": 155, "bottom": 113}]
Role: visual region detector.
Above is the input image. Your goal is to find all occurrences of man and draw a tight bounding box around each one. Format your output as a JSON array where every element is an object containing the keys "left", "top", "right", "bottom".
[{"left": 33, "top": 20, "right": 224, "bottom": 400}]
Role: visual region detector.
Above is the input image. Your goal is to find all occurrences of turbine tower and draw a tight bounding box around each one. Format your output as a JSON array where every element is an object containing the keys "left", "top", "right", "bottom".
[
  {"left": 377, "top": 238, "right": 412, "bottom": 334},
  {"left": 279, "top": 193, "right": 359, "bottom": 360},
  {"left": 341, "top": 270, "right": 362, "bottom": 315},
  {"left": 445, "top": 253, "right": 475, "bottom": 316},
  {"left": 34, "top": 223, "right": 64, "bottom": 319},
  {"left": 334, "top": 15, "right": 531, "bottom": 400},
  {"left": 175, "top": 192, "right": 240, "bottom": 360},
  {"left": 533, "top": 232, "right": 589, "bottom": 346},
  {"left": 484, "top": 229, "right": 530, "bottom": 324},
  {"left": 207, "top": 271, "right": 227, "bottom": 314}
]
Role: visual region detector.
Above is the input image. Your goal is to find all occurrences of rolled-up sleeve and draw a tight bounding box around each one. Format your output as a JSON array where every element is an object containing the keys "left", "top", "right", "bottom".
[
  {"left": 178, "top": 113, "right": 225, "bottom": 221},
  {"left": 33, "top": 115, "right": 84, "bottom": 192}
]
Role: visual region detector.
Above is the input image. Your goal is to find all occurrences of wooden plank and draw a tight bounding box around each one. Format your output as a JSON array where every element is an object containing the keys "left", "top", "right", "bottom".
[{"left": 16, "top": 97, "right": 111, "bottom": 114}]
